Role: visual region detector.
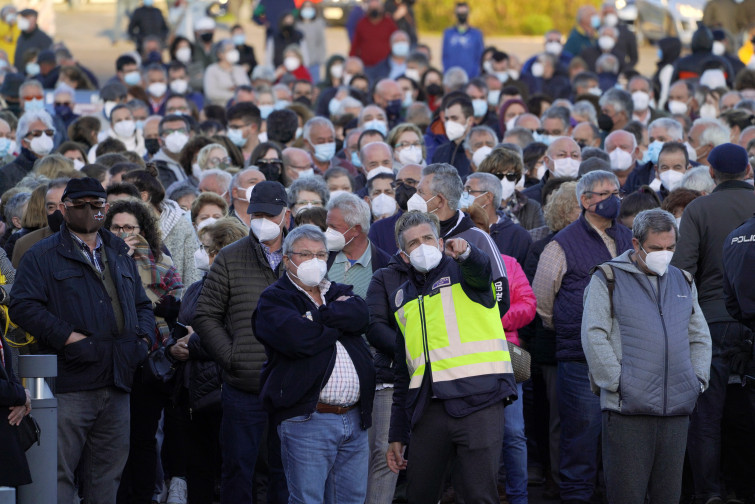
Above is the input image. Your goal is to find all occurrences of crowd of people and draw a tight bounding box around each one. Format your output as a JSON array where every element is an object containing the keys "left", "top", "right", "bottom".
[{"left": 0, "top": 0, "right": 755, "bottom": 503}]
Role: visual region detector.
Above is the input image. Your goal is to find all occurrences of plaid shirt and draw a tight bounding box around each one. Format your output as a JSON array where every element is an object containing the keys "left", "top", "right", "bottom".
[
  {"left": 287, "top": 274, "right": 361, "bottom": 406},
  {"left": 70, "top": 230, "right": 104, "bottom": 274}
]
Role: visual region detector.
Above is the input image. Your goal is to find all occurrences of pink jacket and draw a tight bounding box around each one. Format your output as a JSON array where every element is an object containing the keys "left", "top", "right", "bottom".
[{"left": 501, "top": 255, "right": 537, "bottom": 346}]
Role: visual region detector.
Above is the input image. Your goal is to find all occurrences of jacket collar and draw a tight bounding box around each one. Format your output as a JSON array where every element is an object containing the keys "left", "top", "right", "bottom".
[{"left": 712, "top": 179, "right": 755, "bottom": 193}]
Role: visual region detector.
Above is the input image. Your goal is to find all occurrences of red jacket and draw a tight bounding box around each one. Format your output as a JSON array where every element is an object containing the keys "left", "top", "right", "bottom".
[
  {"left": 501, "top": 255, "right": 536, "bottom": 346},
  {"left": 349, "top": 15, "right": 397, "bottom": 67}
]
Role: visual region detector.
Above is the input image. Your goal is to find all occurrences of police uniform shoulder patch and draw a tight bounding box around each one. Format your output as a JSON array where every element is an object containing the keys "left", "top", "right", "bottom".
[
  {"left": 431, "top": 276, "right": 451, "bottom": 290},
  {"left": 394, "top": 289, "right": 404, "bottom": 308}
]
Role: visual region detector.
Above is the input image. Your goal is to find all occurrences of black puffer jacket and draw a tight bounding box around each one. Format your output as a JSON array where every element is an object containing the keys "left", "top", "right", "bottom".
[
  {"left": 194, "top": 232, "right": 282, "bottom": 393},
  {"left": 366, "top": 253, "right": 411, "bottom": 384}
]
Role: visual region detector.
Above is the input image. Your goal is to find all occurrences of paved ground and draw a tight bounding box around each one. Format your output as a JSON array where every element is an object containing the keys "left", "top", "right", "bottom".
[{"left": 51, "top": 2, "right": 661, "bottom": 85}]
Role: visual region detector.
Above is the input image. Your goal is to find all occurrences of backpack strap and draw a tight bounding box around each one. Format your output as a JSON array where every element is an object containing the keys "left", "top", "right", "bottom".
[{"left": 591, "top": 263, "right": 616, "bottom": 318}]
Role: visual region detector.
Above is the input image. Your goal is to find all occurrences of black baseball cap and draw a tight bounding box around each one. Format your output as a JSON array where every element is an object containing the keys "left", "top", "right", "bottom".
[
  {"left": 62, "top": 177, "right": 106, "bottom": 201},
  {"left": 247, "top": 181, "right": 288, "bottom": 215}
]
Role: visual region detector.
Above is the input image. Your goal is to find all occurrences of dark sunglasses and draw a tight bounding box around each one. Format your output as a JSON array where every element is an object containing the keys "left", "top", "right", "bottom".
[
  {"left": 492, "top": 172, "right": 519, "bottom": 182},
  {"left": 64, "top": 200, "right": 106, "bottom": 210},
  {"left": 26, "top": 129, "right": 54, "bottom": 138}
]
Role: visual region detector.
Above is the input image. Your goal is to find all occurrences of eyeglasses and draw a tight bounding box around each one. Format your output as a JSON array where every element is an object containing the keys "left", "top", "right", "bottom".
[
  {"left": 290, "top": 251, "right": 328, "bottom": 261},
  {"left": 295, "top": 200, "right": 323, "bottom": 207},
  {"left": 491, "top": 172, "right": 519, "bottom": 182},
  {"left": 26, "top": 129, "right": 55, "bottom": 138},
  {"left": 22, "top": 94, "right": 43, "bottom": 102},
  {"left": 395, "top": 141, "right": 422, "bottom": 149},
  {"left": 55, "top": 101, "right": 72, "bottom": 107},
  {"left": 162, "top": 128, "right": 188, "bottom": 136},
  {"left": 208, "top": 156, "right": 232, "bottom": 166},
  {"left": 110, "top": 224, "right": 140, "bottom": 234},
  {"left": 585, "top": 190, "right": 621, "bottom": 199},
  {"left": 392, "top": 178, "right": 419, "bottom": 188},
  {"left": 463, "top": 189, "right": 487, "bottom": 195},
  {"left": 64, "top": 199, "right": 106, "bottom": 210},
  {"left": 257, "top": 158, "right": 283, "bottom": 166}
]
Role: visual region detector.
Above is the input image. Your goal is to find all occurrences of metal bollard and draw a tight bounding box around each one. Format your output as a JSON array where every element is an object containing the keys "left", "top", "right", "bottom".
[
  {"left": 0, "top": 487, "right": 15, "bottom": 504},
  {"left": 16, "top": 355, "right": 57, "bottom": 504}
]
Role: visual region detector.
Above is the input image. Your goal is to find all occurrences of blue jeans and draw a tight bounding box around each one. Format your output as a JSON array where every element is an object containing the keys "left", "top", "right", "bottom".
[
  {"left": 557, "top": 361, "right": 601, "bottom": 502},
  {"left": 220, "top": 384, "right": 268, "bottom": 504},
  {"left": 501, "top": 382, "right": 528, "bottom": 504},
  {"left": 278, "top": 408, "right": 369, "bottom": 504},
  {"left": 366, "top": 388, "right": 398, "bottom": 504}
]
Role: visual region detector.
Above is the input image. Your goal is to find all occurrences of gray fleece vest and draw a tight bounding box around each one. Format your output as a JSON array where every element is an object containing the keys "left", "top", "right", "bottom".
[{"left": 609, "top": 264, "right": 700, "bottom": 416}]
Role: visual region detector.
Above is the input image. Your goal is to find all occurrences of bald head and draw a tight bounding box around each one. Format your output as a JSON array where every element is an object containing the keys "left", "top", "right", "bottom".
[
  {"left": 397, "top": 163, "right": 422, "bottom": 182},
  {"left": 604, "top": 130, "right": 637, "bottom": 152},
  {"left": 360, "top": 141, "right": 394, "bottom": 174},
  {"left": 374, "top": 79, "right": 402, "bottom": 109}
]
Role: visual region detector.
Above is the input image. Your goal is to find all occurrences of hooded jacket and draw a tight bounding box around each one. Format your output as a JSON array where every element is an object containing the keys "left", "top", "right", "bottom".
[{"left": 672, "top": 25, "right": 734, "bottom": 83}]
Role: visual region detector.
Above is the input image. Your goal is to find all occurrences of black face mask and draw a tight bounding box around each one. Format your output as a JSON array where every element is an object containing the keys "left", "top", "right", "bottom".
[
  {"left": 576, "top": 140, "right": 587, "bottom": 150},
  {"left": 257, "top": 160, "right": 282, "bottom": 183},
  {"left": 426, "top": 83, "right": 443, "bottom": 96},
  {"left": 64, "top": 205, "right": 106, "bottom": 235},
  {"left": 394, "top": 183, "right": 416, "bottom": 211},
  {"left": 145, "top": 138, "right": 160, "bottom": 155},
  {"left": 386, "top": 99, "right": 403, "bottom": 119},
  {"left": 47, "top": 209, "right": 64, "bottom": 232},
  {"left": 199, "top": 32, "right": 213, "bottom": 43},
  {"left": 597, "top": 113, "right": 614, "bottom": 132},
  {"left": 294, "top": 96, "right": 312, "bottom": 108},
  {"left": 369, "top": 9, "right": 381, "bottom": 19},
  {"left": 457, "top": 13, "right": 468, "bottom": 24}
]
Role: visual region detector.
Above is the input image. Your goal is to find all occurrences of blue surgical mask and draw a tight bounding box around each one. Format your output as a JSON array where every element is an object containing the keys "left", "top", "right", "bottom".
[
  {"left": 591, "top": 194, "right": 621, "bottom": 220},
  {"left": 25, "top": 62, "right": 40, "bottom": 76},
  {"left": 590, "top": 14, "right": 601, "bottom": 29},
  {"left": 135, "top": 119, "right": 145, "bottom": 131},
  {"left": 533, "top": 132, "right": 554, "bottom": 146},
  {"left": 364, "top": 119, "right": 387, "bottom": 136},
  {"left": 232, "top": 33, "right": 245, "bottom": 46},
  {"left": 25, "top": 98, "right": 45, "bottom": 112},
  {"left": 313, "top": 142, "right": 336, "bottom": 162},
  {"left": 0, "top": 137, "right": 10, "bottom": 157},
  {"left": 657, "top": 49, "right": 663, "bottom": 61},
  {"left": 643, "top": 140, "right": 663, "bottom": 165},
  {"left": 144, "top": 0, "right": 154, "bottom": 6},
  {"left": 392, "top": 41, "right": 410, "bottom": 58},
  {"left": 124, "top": 71, "right": 141, "bottom": 86},
  {"left": 472, "top": 98, "right": 488, "bottom": 117},
  {"left": 351, "top": 150, "right": 362, "bottom": 168},
  {"left": 227, "top": 127, "right": 246, "bottom": 147},
  {"left": 274, "top": 100, "right": 291, "bottom": 110},
  {"left": 458, "top": 191, "right": 476, "bottom": 210},
  {"left": 259, "top": 104, "right": 274, "bottom": 119},
  {"left": 301, "top": 6, "right": 316, "bottom": 20}
]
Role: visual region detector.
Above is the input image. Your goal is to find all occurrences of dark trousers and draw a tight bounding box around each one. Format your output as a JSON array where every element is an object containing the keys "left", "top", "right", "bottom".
[
  {"left": 687, "top": 321, "right": 755, "bottom": 502},
  {"left": 603, "top": 412, "right": 689, "bottom": 504},
  {"left": 187, "top": 407, "right": 222, "bottom": 504},
  {"left": 406, "top": 400, "right": 505, "bottom": 504},
  {"left": 117, "top": 369, "right": 166, "bottom": 504}
]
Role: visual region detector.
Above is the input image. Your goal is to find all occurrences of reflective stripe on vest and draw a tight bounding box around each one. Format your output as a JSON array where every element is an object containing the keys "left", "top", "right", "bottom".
[{"left": 395, "top": 283, "right": 513, "bottom": 389}]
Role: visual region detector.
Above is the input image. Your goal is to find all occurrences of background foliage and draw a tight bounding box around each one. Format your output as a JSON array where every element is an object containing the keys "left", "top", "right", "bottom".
[{"left": 415, "top": 0, "right": 602, "bottom": 36}]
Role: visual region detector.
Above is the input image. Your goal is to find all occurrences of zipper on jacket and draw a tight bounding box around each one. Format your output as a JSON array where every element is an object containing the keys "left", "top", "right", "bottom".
[
  {"left": 417, "top": 295, "right": 431, "bottom": 371},
  {"left": 648, "top": 275, "right": 669, "bottom": 415}
]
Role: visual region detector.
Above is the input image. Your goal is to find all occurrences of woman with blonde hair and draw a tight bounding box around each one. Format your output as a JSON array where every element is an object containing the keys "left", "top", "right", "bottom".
[
  {"left": 4, "top": 184, "right": 47, "bottom": 258},
  {"left": 33, "top": 153, "right": 82, "bottom": 180},
  {"left": 387, "top": 123, "right": 426, "bottom": 170}
]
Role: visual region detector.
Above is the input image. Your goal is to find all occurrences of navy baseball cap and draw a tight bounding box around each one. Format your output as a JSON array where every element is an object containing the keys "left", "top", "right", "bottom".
[
  {"left": 708, "top": 143, "right": 749, "bottom": 174},
  {"left": 62, "top": 177, "right": 106, "bottom": 201},
  {"left": 247, "top": 181, "right": 288, "bottom": 215}
]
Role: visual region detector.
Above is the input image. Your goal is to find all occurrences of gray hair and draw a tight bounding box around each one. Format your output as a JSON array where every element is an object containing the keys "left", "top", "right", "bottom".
[
  {"left": 282, "top": 224, "right": 327, "bottom": 256},
  {"left": 229, "top": 167, "right": 262, "bottom": 193},
  {"left": 735, "top": 99, "right": 755, "bottom": 113},
  {"left": 326, "top": 192, "right": 371, "bottom": 233},
  {"left": 632, "top": 208, "right": 677, "bottom": 245},
  {"left": 467, "top": 172, "right": 503, "bottom": 207},
  {"left": 573, "top": 100, "right": 598, "bottom": 124},
  {"left": 251, "top": 64, "right": 276, "bottom": 82},
  {"left": 17, "top": 173, "right": 50, "bottom": 190},
  {"left": 395, "top": 211, "right": 440, "bottom": 251},
  {"left": 576, "top": 170, "right": 620, "bottom": 208},
  {"left": 503, "top": 127, "right": 535, "bottom": 148},
  {"left": 338, "top": 96, "right": 363, "bottom": 117},
  {"left": 53, "top": 82, "right": 75, "bottom": 100},
  {"left": 541, "top": 106, "right": 570, "bottom": 132},
  {"left": 167, "top": 179, "right": 199, "bottom": 202},
  {"left": 18, "top": 79, "right": 42, "bottom": 98},
  {"left": 272, "top": 83, "right": 292, "bottom": 101},
  {"left": 681, "top": 166, "right": 716, "bottom": 194},
  {"left": 499, "top": 142, "right": 523, "bottom": 158},
  {"left": 599, "top": 88, "right": 633, "bottom": 117},
  {"left": 199, "top": 168, "right": 232, "bottom": 191},
  {"left": 463, "top": 125, "right": 498, "bottom": 151},
  {"left": 16, "top": 109, "right": 55, "bottom": 147},
  {"left": 422, "top": 163, "right": 464, "bottom": 211},
  {"left": 5, "top": 192, "right": 30, "bottom": 225},
  {"left": 695, "top": 118, "right": 731, "bottom": 147},
  {"left": 649, "top": 117, "right": 684, "bottom": 141},
  {"left": 302, "top": 117, "right": 335, "bottom": 144},
  {"left": 442, "top": 66, "right": 469, "bottom": 92},
  {"left": 596, "top": 53, "right": 619, "bottom": 74},
  {"left": 197, "top": 143, "right": 229, "bottom": 170},
  {"left": 288, "top": 175, "right": 330, "bottom": 208}
]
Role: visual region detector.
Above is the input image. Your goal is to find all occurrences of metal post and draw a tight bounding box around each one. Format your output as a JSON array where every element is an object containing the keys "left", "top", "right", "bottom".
[{"left": 16, "top": 355, "right": 57, "bottom": 504}]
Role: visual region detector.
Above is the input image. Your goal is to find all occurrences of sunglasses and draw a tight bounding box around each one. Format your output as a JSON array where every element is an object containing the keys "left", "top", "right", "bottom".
[
  {"left": 26, "top": 129, "right": 54, "bottom": 138},
  {"left": 492, "top": 173, "right": 519, "bottom": 182},
  {"left": 55, "top": 101, "right": 72, "bottom": 107},
  {"left": 64, "top": 200, "right": 106, "bottom": 210},
  {"left": 22, "top": 94, "right": 43, "bottom": 101}
]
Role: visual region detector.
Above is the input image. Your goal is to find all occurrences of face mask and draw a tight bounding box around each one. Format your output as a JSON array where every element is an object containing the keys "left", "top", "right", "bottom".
[
  {"left": 402, "top": 90, "right": 413, "bottom": 108},
  {"left": 631, "top": 91, "right": 650, "bottom": 112},
  {"left": 300, "top": 6, "right": 316, "bottom": 19},
  {"left": 169, "top": 79, "right": 188, "bottom": 94},
  {"left": 6, "top": 139, "right": 16, "bottom": 156},
  {"left": 366, "top": 166, "right": 394, "bottom": 180},
  {"left": 343, "top": 72, "right": 353, "bottom": 85},
  {"left": 197, "top": 217, "right": 219, "bottom": 232},
  {"left": 487, "top": 89, "right": 501, "bottom": 107},
  {"left": 508, "top": 69, "right": 520, "bottom": 81},
  {"left": 699, "top": 103, "right": 718, "bottom": 119},
  {"left": 16, "top": 16, "right": 29, "bottom": 31},
  {"left": 223, "top": 48, "right": 239, "bottom": 64},
  {"left": 242, "top": 185, "right": 255, "bottom": 202},
  {"left": 145, "top": 137, "right": 160, "bottom": 155},
  {"left": 659, "top": 169, "right": 684, "bottom": 191},
  {"left": 609, "top": 148, "right": 633, "bottom": 171},
  {"left": 250, "top": 215, "right": 283, "bottom": 242},
  {"left": 176, "top": 47, "right": 192, "bottom": 63},
  {"left": 545, "top": 41, "right": 562, "bottom": 56},
  {"left": 398, "top": 145, "right": 423, "bottom": 165},
  {"left": 471, "top": 98, "right": 488, "bottom": 118},
  {"left": 103, "top": 101, "right": 117, "bottom": 119},
  {"left": 533, "top": 132, "right": 555, "bottom": 145},
  {"left": 537, "top": 164, "right": 547, "bottom": 179},
  {"left": 371, "top": 193, "right": 397, "bottom": 217},
  {"left": 552, "top": 157, "right": 580, "bottom": 177},
  {"left": 505, "top": 116, "right": 517, "bottom": 131},
  {"left": 458, "top": 191, "right": 475, "bottom": 209},
  {"left": 406, "top": 243, "right": 443, "bottom": 273},
  {"left": 274, "top": 100, "right": 291, "bottom": 111},
  {"left": 194, "top": 247, "right": 210, "bottom": 271},
  {"left": 0, "top": 137, "right": 11, "bottom": 157},
  {"left": 284, "top": 56, "right": 300, "bottom": 72},
  {"left": 590, "top": 194, "right": 620, "bottom": 220},
  {"left": 604, "top": 13, "right": 618, "bottom": 27},
  {"left": 667, "top": 100, "right": 688, "bottom": 115},
  {"left": 328, "top": 98, "right": 341, "bottom": 117},
  {"left": 364, "top": 119, "right": 388, "bottom": 136},
  {"left": 124, "top": 71, "right": 141, "bottom": 86},
  {"left": 643, "top": 140, "right": 663, "bottom": 165},
  {"left": 191, "top": 162, "right": 202, "bottom": 179},
  {"left": 501, "top": 177, "right": 517, "bottom": 201},
  {"left": 351, "top": 151, "right": 362, "bottom": 168},
  {"left": 386, "top": 99, "right": 402, "bottom": 118},
  {"left": 472, "top": 145, "right": 493, "bottom": 168},
  {"left": 30, "top": 133, "right": 54, "bottom": 156},
  {"left": 531, "top": 62, "right": 544, "bottom": 78},
  {"left": 405, "top": 68, "right": 420, "bottom": 83},
  {"left": 330, "top": 63, "right": 343, "bottom": 79},
  {"left": 297, "top": 168, "right": 315, "bottom": 179},
  {"left": 640, "top": 246, "right": 674, "bottom": 276},
  {"left": 392, "top": 41, "right": 410, "bottom": 58},
  {"left": 598, "top": 113, "right": 614, "bottom": 132},
  {"left": 290, "top": 257, "right": 327, "bottom": 286},
  {"left": 329, "top": 189, "right": 349, "bottom": 201},
  {"left": 426, "top": 83, "right": 443, "bottom": 96},
  {"left": 258, "top": 104, "right": 274, "bottom": 119},
  {"left": 675, "top": 216, "right": 682, "bottom": 230},
  {"left": 55, "top": 103, "right": 72, "bottom": 117},
  {"left": 313, "top": 142, "right": 336, "bottom": 162},
  {"left": 232, "top": 33, "right": 246, "bottom": 46},
  {"left": 712, "top": 40, "right": 726, "bottom": 56},
  {"left": 25, "top": 98, "right": 44, "bottom": 112},
  {"left": 47, "top": 209, "right": 65, "bottom": 232},
  {"left": 591, "top": 14, "right": 601, "bottom": 29},
  {"left": 325, "top": 226, "right": 354, "bottom": 252},
  {"left": 445, "top": 119, "right": 467, "bottom": 141},
  {"left": 73, "top": 158, "right": 85, "bottom": 171},
  {"left": 227, "top": 127, "right": 246, "bottom": 147},
  {"left": 65, "top": 204, "right": 106, "bottom": 234},
  {"left": 147, "top": 81, "right": 167, "bottom": 97},
  {"left": 685, "top": 142, "right": 698, "bottom": 163},
  {"left": 407, "top": 193, "right": 437, "bottom": 213},
  {"left": 456, "top": 12, "right": 468, "bottom": 24},
  {"left": 395, "top": 183, "right": 416, "bottom": 211},
  {"left": 113, "top": 119, "right": 136, "bottom": 138},
  {"left": 163, "top": 131, "right": 188, "bottom": 153},
  {"left": 199, "top": 32, "right": 214, "bottom": 43},
  {"left": 25, "top": 62, "right": 40, "bottom": 76},
  {"left": 598, "top": 35, "right": 616, "bottom": 52}
]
